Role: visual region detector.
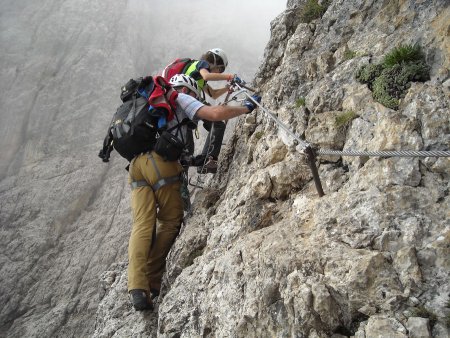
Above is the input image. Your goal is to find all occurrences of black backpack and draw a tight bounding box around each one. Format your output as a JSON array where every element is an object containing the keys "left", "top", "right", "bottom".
[{"left": 99, "top": 76, "right": 181, "bottom": 162}]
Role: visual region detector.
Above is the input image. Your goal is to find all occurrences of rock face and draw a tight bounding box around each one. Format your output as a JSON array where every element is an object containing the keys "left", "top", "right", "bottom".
[
  {"left": 91, "top": 1, "right": 450, "bottom": 337},
  {"left": 95, "top": 1, "right": 450, "bottom": 337},
  {"left": 1, "top": 0, "right": 449, "bottom": 337}
]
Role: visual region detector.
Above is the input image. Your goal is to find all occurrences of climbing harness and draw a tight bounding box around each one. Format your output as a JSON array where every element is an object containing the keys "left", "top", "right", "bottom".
[
  {"left": 129, "top": 153, "right": 181, "bottom": 192},
  {"left": 235, "top": 83, "right": 450, "bottom": 197}
]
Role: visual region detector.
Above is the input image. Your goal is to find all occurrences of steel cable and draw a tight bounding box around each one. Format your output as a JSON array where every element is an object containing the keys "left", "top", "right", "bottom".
[
  {"left": 317, "top": 149, "right": 450, "bottom": 157},
  {"left": 237, "top": 85, "right": 311, "bottom": 151},
  {"left": 237, "top": 84, "right": 450, "bottom": 159}
]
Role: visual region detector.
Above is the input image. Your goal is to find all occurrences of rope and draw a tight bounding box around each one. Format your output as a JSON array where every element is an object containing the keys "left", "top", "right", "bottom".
[{"left": 317, "top": 149, "right": 450, "bottom": 157}]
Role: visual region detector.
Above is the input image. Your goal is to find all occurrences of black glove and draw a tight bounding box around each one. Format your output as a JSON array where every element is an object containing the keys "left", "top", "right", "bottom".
[{"left": 243, "top": 94, "right": 261, "bottom": 114}]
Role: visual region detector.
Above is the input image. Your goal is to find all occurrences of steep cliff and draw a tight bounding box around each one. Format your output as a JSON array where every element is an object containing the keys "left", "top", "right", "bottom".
[
  {"left": 93, "top": 0, "right": 449, "bottom": 337},
  {"left": 1, "top": 0, "right": 449, "bottom": 337}
]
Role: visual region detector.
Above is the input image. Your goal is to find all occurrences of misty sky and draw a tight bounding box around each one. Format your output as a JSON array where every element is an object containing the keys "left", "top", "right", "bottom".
[{"left": 126, "top": 0, "right": 287, "bottom": 80}]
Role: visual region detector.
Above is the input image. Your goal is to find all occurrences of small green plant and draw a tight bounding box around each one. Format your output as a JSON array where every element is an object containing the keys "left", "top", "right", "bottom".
[
  {"left": 355, "top": 43, "right": 430, "bottom": 110},
  {"left": 300, "top": 0, "right": 330, "bottom": 23},
  {"left": 344, "top": 49, "right": 358, "bottom": 60},
  {"left": 355, "top": 63, "right": 384, "bottom": 84},
  {"left": 372, "top": 68, "right": 401, "bottom": 109},
  {"left": 335, "top": 111, "right": 358, "bottom": 128},
  {"left": 371, "top": 61, "right": 430, "bottom": 109},
  {"left": 254, "top": 131, "right": 264, "bottom": 140},
  {"left": 382, "top": 43, "right": 425, "bottom": 68},
  {"left": 295, "top": 97, "right": 306, "bottom": 107},
  {"left": 399, "top": 61, "right": 431, "bottom": 82}
]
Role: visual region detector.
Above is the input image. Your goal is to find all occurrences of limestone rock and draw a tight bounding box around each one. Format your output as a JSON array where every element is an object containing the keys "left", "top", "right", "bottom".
[
  {"left": 3, "top": 0, "right": 450, "bottom": 337},
  {"left": 406, "top": 317, "right": 431, "bottom": 338},
  {"left": 364, "top": 315, "right": 408, "bottom": 338}
]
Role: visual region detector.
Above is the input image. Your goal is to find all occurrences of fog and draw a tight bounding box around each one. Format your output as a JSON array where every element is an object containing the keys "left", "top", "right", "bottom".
[
  {"left": 0, "top": 0, "right": 286, "bottom": 177},
  {"left": 126, "top": 0, "right": 286, "bottom": 79}
]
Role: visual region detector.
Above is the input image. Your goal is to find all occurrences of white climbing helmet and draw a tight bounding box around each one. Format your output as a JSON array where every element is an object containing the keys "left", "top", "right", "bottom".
[
  {"left": 169, "top": 74, "right": 200, "bottom": 98},
  {"left": 208, "top": 48, "right": 228, "bottom": 67}
]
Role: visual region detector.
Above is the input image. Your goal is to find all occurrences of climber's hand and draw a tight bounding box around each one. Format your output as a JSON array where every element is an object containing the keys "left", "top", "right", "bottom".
[
  {"left": 231, "top": 75, "right": 242, "bottom": 85},
  {"left": 243, "top": 94, "right": 261, "bottom": 114}
]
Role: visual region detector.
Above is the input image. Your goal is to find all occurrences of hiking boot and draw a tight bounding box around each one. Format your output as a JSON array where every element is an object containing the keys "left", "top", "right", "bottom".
[
  {"left": 196, "top": 157, "right": 218, "bottom": 174},
  {"left": 129, "top": 289, "right": 153, "bottom": 311}
]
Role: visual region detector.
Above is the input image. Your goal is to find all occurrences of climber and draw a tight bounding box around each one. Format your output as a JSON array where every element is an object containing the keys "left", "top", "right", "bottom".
[
  {"left": 162, "top": 48, "right": 244, "bottom": 174},
  {"left": 128, "top": 74, "right": 261, "bottom": 311}
]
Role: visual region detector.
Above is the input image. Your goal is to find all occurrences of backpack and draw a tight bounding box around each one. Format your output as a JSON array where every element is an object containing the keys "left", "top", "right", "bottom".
[
  {"left": 99, "top": 76, "right": 179, "bottom": 162},
  {"left": 161, "top": 58, "right": 208, "bottom": 103},
  {"left": 161, "top": 58, "right": 195, "bottom": 81}
]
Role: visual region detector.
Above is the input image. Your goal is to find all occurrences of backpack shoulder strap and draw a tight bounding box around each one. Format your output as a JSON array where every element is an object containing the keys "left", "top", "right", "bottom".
[
  {"left": 181, "top": 59, "right": 195, "bottom": 74},
  {"left": 166, "top": 118, "right": 194, "bottom": 133}
]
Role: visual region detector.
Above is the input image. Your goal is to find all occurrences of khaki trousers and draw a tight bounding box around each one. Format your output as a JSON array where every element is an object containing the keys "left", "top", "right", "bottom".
[{"left": 127, "top": 151, "right": 184, "bottom": 292}]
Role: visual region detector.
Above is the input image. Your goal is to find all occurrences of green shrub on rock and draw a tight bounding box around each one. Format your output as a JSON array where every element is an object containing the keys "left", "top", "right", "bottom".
[
  {"left": 344, "top": 49, "right": 358, "bottom": 60},
  {"left": 355, "top": 43, "right": 430, "bottom": 110},
  {"left": 300, "top": 0, "right": 330, "bottom": 23},
  {"left": 355, "top": 64, "right": 384, "bottom": 85},
  {"left": 372, "top": 71, "right": 401, "bottom": 110},
  {"left": 400, "top": 61, "right": 430, "bottom": 82},
  {"left": 382, "top": 43, "right": 425, "bottom": 67},
  {"left": 335, "top": 111, "right": 358, "bottom": 128},
  {"left": 295, "top": 97, "right": 306, "bottom": 107}
]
